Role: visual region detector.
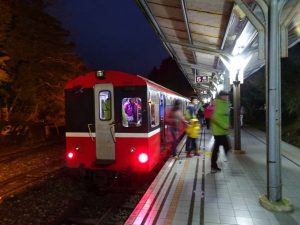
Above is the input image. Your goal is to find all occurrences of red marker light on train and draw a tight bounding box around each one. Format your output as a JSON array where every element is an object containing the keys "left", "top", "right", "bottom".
[
  {"left": 67, "top": 152, "right": 74, "bottom": 159},
  {"left": 138, "top": 153, "right": 148, "bottom": 163}
]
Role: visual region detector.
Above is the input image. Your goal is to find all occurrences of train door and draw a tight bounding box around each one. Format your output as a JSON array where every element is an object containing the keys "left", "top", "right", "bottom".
[
  {"left": 94, "top": 84, "right": 115, "bottom": 164},
  {"left": 159, "top": 94, "right": 166, "bottom": 150}
]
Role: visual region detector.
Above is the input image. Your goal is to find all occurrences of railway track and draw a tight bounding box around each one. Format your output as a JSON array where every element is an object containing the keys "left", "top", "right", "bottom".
[
  {"left": 0, "top": 142, "right": 63, "bottom": 164},
  {"left": 56, "top": 138, "right": 185, "bottom": 225},
  {"left": 0, "top": 142, "right": 65, "bottom": 202},
  {"left": 0, "top": 162, "right": 64, "bottom": 201},
  {"left": 58, "top": 190, "right": 144, "bottom": 225}
]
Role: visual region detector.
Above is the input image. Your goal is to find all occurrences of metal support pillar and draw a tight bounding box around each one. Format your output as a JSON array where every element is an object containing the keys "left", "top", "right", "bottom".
[
  {"left": 224, "top": 73, "right": 230, "bottom": 92},
  {"left": 232, "top": 80, "right": 243, "bottom": 152},
  {"left": 267, "top": 0, "right": 282, "bottom": 202},
  {"left": 258, "top": 0, "right": 293, "bottom": 212}
]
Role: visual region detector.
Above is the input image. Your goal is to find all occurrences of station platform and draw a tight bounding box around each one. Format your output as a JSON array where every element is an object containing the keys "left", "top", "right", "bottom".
[{"left": 125, "top": 128, "right": 300, "bottom": 225}]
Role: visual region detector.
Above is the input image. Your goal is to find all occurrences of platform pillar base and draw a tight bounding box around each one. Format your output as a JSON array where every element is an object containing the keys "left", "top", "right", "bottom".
[
  {"left": 259, "top": 195, "right": 294, "bottom": 212},
  {"left": 232, "top": 149, "right": 246, "bottom": 154}
]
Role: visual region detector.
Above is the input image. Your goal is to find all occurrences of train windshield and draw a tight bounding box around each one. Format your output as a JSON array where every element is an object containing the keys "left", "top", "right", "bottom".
[
  {"left": 122, "top": 98, "right": 142, "bottom": 127},
  {"left": 99, "top": 90, "right": 111, "bottom": 120}
]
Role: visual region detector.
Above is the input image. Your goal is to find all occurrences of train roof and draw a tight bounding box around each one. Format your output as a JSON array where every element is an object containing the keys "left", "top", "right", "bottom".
[
  {"left": 64, "top": 70, "right": 146, "bottom": 89},
  {"left": 65, "top": 70, "right": 188, "bottom": 99}
]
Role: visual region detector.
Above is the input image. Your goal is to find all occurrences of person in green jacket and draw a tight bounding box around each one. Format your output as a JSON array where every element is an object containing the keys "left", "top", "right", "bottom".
[{"left": 211, "top": 91, "right": 231, "bottom": 173}]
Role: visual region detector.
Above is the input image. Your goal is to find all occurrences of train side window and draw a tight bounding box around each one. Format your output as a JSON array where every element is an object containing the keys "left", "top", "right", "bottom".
[
  {"left": 99, "top": 90, "right": 111, "bottom": 120},
  {"left": 122, "top": 98, "right": 142, "bottom": 127},
  {"left": 149, "top": 91, "right": 160, "bottom": 127}
]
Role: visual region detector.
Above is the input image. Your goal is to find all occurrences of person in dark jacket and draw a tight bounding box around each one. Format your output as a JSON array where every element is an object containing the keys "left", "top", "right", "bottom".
[
  {"left": 185, "top": 96, "right": 197, "bottom": 120},
  {"left": 204, "top": 100, "right": 214, "bottom": 130},
  {"left": 196, "top": 102, "right": 205, "bottom": 126},
  {"left": 210, "top": 91, "right": 231, "bottom": 173}
]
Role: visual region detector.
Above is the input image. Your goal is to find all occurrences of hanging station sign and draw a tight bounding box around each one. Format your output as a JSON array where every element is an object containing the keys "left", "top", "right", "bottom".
[{"left": 195, "top": 75, "right": 209, "bottom": 83}]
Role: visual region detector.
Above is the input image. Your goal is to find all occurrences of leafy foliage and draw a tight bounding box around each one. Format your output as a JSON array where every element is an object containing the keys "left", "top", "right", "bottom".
[
  {"left": 0, "top": 0, "right": 87, "bottom": 125},
  {"left": 0, "top": 57, "right": 11, "bottom": 83},
  {"left": 148, "top": 57, "right": 194, "bottom": 97},
  {"left": 242, "top": 43, "right": 300, "bottom": 146},
  {"left": 281, "top": 44, "right": 300, "bottom": 117}
]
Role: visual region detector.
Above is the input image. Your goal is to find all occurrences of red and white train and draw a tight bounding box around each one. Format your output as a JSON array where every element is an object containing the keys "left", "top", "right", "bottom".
[{"left": 64, "top": 70, "right": 188, "bottom": 173}]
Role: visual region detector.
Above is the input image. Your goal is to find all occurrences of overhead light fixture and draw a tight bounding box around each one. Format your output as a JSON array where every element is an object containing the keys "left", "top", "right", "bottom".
[
  {"left": 233, "top": 5, "right": 246, "bottom": 20},
  {"left": 220, "top": 54, "right": 252, "bottom": 84}
]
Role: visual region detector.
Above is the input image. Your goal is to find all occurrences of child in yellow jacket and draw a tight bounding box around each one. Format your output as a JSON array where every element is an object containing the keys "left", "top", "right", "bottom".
[{"left": 185, "top": 118, "right": 201, "bottom": 157}]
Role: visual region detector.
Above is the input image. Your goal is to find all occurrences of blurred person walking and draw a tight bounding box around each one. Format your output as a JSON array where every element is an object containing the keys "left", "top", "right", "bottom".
[
  {"left": 210, "top": 91, "right": 231, "bottom": 173},
  {"left": 168, "top": 100, "right": 188, "bottom": 159}
]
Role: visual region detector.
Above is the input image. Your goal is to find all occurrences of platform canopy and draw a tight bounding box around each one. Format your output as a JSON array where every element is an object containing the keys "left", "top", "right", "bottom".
[{"left": 136, "top": 0, "right": 300, "bottom": 99}]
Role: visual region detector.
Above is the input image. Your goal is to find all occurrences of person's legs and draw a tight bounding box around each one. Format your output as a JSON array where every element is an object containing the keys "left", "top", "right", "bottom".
[
  {"left": 186, "top": 136, "right": 191, "bottom": 152},
  {"left": 191, "top": 138, "right": 197, "bottom": 151},
  {"left": 170, "top": 127, "right": 178, "bottom": 157},
  {"left": 201, "top": 116, "right": 205, "bottom": 126},
  {"left": 220, "top": 135, "right": 230, "bottom": 154},
  {"left": 211, "top": 136, "right": 221, "bottom": 170},
  {"left": 206, "top": 118, "right": 210, "bottom": 129},
  {"left": 186, "top": 137, "right": 192, "bottom": 157},
  {"left": 191, "top": 138, "right": 200, "bottom": 156}
]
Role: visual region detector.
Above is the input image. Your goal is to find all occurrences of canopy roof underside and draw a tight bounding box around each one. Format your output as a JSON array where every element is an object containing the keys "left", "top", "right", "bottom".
[{"left": 136, "top": 0, "right": 300, "bottom": 97}]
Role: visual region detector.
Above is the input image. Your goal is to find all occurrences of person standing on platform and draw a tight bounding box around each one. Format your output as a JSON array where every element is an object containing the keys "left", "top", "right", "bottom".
[
  {"left": 168, "top": 100, "right": 188, "bottom": 159},
  {"left": 185, "top": 118, "right": 201, "bottom": 157},
  {"left": 204, "top": 100, "right": 214, "bottom": 130},
  {"left": 240, "top": 105, "right": 246, "bottom": 128},
  {"left": 196, "top": 102, "right": 205, "bottom": 126},
  {"left": 210, "top": 91, "right": 231, "bottom": 173},
  {"left": 185, "top": 96, "right": 198, "bottom": 153},
  {"left": 185, "top": 96, "right": 198, "bottom": 120}
]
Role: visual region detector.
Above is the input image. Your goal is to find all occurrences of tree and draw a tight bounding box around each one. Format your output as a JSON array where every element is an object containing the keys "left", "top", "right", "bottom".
[
  {"left": 241, "top": 67, "right": 266, "bottom": 124},
  {"left": 281, "top": 43, "right": 300, "bottom": 118},
  {"left": 0, "top": 0, "right": 13, "bottom": 94},
  {"left": 241, "top": 42, "right": 300, "bottom": 127},
  {"left": 1, "top": 0, "right": 87, "bottom": 125},
  {"left": 149, "top": 57, "right": 194, "bottom": 97}
]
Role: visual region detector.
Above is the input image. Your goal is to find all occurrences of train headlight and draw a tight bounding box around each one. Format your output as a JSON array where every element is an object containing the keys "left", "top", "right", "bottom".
[
  {"left": 67, "top": 152, "right": 74, "bottom": 159},
  {"left": 75, "top": 145, "right": 80, "bottom": 151},
  {"left": 138, "top": 153, "right": 148, "bottom": 163}
]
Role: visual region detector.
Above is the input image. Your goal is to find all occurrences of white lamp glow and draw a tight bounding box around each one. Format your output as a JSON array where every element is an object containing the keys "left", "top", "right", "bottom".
[{"left": 221, "top": 55, "right": 252, "bottom": 84}]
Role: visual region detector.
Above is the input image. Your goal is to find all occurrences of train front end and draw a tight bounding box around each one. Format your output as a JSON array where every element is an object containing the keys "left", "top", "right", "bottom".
[{"left": 64, "top": 71, "right": 162, "bottom": 173}]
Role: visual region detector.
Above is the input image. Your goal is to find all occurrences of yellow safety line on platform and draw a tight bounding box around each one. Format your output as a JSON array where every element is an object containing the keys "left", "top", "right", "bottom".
[
  {"left": 163, "top": 158, "right": 190, "bottom": 225},
  {"left": 198, "top": 149, "right": 212, "bottom": 157}
]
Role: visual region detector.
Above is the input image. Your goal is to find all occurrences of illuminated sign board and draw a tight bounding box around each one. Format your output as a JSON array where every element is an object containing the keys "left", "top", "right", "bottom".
[{"left": 195, "top": 75, "right": 209, "bottom": 83}]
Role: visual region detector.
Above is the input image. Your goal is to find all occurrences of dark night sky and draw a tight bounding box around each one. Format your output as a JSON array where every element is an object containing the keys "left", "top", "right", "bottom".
[{"left": 47, "top": 0, "right": 169, "bottom": 76}]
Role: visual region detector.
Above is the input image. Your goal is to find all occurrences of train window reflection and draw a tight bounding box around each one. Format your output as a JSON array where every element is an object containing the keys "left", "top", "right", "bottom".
[
  {"left": 99, "top": 91, "right": 111, "bottom": 120},
  {"left": 122, "top": 98, "right": 142, "bottom": 127}
]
